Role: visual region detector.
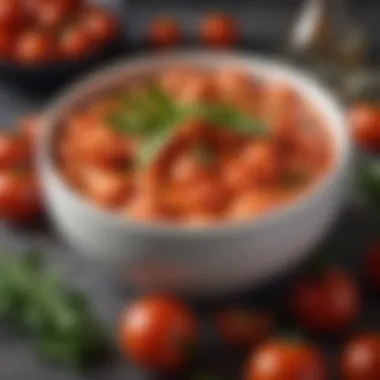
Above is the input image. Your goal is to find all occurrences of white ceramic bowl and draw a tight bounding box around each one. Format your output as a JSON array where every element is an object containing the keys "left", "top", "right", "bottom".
[{"left": 39, "top": 51, "right": 351, "bottom": 296}]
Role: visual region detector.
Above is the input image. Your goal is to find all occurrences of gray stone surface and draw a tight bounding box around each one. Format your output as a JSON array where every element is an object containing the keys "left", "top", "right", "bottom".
[{"left": 0, "top": 1, "right": 379, "bottom": 379}]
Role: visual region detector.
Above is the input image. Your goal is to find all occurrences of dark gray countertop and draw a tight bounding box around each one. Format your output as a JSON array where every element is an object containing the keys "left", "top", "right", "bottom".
[{"left": 1, "top": 1, "right": 380, "bottom": 379}]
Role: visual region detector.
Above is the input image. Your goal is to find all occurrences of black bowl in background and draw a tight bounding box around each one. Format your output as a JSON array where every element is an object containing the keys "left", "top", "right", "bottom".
[{"left": 0, "top": 36, "right": 129, "bottom": 94}]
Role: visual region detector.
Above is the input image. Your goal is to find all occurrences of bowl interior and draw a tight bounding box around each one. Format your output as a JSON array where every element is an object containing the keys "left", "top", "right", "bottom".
[{"left": 40, "top": 51, "right": 350, "bottom": 235}]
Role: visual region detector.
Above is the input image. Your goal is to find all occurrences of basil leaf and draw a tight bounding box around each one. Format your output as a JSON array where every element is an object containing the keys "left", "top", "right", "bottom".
[
  {"left": 193, "top": 103, "right": 268, "bottom": 137},
  {"left": 108, "top": 84, "right": 178, "bottom": 137},
  {"left": 358, "top": 160, "right": 380, "bottom": 205}
]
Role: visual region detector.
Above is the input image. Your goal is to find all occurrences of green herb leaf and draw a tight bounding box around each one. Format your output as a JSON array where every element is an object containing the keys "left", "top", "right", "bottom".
[
  {"left": 192, "top": 103, "right": 268, "bottom": 137},
  {"left": 358, "top": 160, "right": 380, "bottom": 205},
  {"left": 0, "top": 251, "right": 108, "bottom": 369}
]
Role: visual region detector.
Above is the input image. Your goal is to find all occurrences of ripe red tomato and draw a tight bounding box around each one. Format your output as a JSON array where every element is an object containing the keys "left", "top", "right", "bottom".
[
  {"left": 81, "top": 7, "right": 118, "bottom": 44},
  {"left": 341, "top": 333, "right": 380, "bottom": 380},
  {"left": 28, "top": 0, "right": 82, "bottom": 29},
  {"left": 364, "top": 242, "right": 380, "bottom": 292},
  {"left": 0, "top": 171, "right": 41, "bottom": 224},
  {"left": 0, "top": 27, "right": 14, "bottom": 60},
  {"left": 15, "top": 31, "right": 54, "bottom": 65},
  {"left": 349, "top": 104, "right": 380, "bottom": 151},
  {"left": 200, "top": 13, "right": 238, "bottom": 47},
  {"left": 59, "top": 25, "right": 95, "bottom": 60},
  {"left": 119, "top": 296, "right": 198, "bottom": 370},
  {"left": 215, "top": 308, "right": 274, "bottom": 348},
  {"left": 0, "top": 0, "right": 25, "bottom": 30},
  {"left": 147, "top": 17, "right": 181, "bottom": 48},
  {"left": 289, "top": 269, "right": 360, "bottom": 334},
  {"left": 0, "top": 134, "right": 30, "bottom": 169},
  {"left": 246, "top": 339, "right": 326, "bottom": 380}
]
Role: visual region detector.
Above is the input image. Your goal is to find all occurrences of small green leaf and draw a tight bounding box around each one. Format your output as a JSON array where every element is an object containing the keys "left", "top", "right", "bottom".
[
  {"left": 22, "top": 250, "right": 44, "bottom": 272},
  {"left": 358, "top": 160, "right": 380, "bottom": 205},
  {"left": 193, "top": 103, "right": 268, "bottom": 137}
]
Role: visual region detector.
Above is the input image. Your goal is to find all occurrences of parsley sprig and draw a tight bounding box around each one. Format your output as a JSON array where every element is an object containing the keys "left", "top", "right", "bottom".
[{"left": 0, "top": 251, "right": 108, "bottom": 368}]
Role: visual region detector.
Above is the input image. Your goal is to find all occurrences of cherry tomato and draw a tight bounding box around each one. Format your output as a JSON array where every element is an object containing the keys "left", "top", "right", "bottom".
[
  {"left": 0, "top": 134, "right": 30, "bottom": 169},
  {"left": 82, "top": 7, "right": 118, "bottom": 44},
  {"left": 0, "top": 27, "right": 14, "bottom": 60},
  {"left": 246, "top": 339, "right": 326, "bottom": 380},
  {"left": 15, "top": 31, "right": 53, "bottom": 65},
  {"left": 0, "top": 0, "right": 24, "bottom": 30},
  {"left": 59, "top": 25, "right": 95, "bottom": 60},
  {"left": 0, "top": 171, "right": 41, "bottom": 224},
  {"left": 119, "top": 296, "right": 198, "bottom": 370},
  {"left": 148, "top": 17, "right": 181, "bottom": 48},
  {"left": 200, "top": 14, "right": 238, "bottom": 47},
  {"left": 341, "top": 333, "right": 380, "bottom": 380},
  {"left": 364, "top": 242, "right": 380, "bottom": 292},
  {"left": 29, "top": 0, "right": 82, "bottom": 29},
  {"left": 289, "top": 269, "right": 360, "bottom": 334},
  {"left": 215, "top": 309, "right": 274, "bottom": 348},
  {"left": 349, "top": 104, "right": 380, "bottom": 151}
]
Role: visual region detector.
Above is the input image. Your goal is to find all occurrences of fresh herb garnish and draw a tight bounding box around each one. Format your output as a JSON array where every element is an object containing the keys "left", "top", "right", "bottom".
[
  {"left": 358, "top": 160, "right": 380, "bottom": 205},
  {"left": 189, "top": 103, "right": 267, "bottom": 137},
  {"left": 0, "top": 251, "right": 108, "bottom": 368},
  {"left": 107, "top": 85, "right": 268, "bottom": 166}
]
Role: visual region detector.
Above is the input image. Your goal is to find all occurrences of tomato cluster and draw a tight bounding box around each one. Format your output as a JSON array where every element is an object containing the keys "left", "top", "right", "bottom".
[
  {"left": 118, "top": 242, "right": 380, "bottom": 379},
  {"left": 0, "top": 116, "right": 42, "bottom": 224},
  {"left": 349, "top": 103, "right": 380, "bottom": 152},
  {"left": 147, "top": 13, "right": 238, "bottom": 48},
  {"left": 0, "top": 0, "right": 119, "bottom": 66}
]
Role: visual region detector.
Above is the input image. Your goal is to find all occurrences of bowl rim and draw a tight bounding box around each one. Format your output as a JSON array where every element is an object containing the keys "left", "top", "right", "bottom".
[{"left": 39, "top": 50, "right": 351, "bottom": 238}]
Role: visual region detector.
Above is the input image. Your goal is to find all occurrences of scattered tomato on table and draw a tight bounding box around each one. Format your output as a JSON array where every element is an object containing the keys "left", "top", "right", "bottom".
[
  {"left": 200, "top": 13, "right": 238, "bottom": 47},
  {"left": 147, "top": 17, "right": 181, "bottom": 48},
  {"left": 119, "top": 296, "right": 198, "bottom": 371},
  {"left": 289, "top": 268, "right": 360, "bottom": 334},
  {"left": 0, "top": 170, "right": 41, "bottom": 225},
  {"left": 349, "top": 103, "right": 380, "bottom": 152},
  {"left": 0, "top": 114, "right": 42, "bottom": 225},
  {"left": 214, "top": 308, "right": 274, "bottom": 349},
  {"left": 0, "top": 134, "right": 30, "bottom": 169},
  {"left": 341, "top": 333, "right": 380, "bottom": 380},
  {"left": 245, "top": 338, "right": 327, "bottom": 380}
]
